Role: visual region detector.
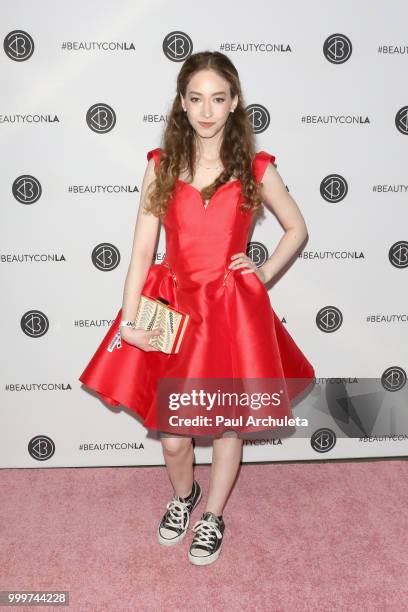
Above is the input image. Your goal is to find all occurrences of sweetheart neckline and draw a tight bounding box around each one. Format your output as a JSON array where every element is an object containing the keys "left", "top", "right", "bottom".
[
  {"left": 176, "top": 178, "right": 241, "bottom": 212},
  {"left": 175, "top": 151, "right": 260, "bottom": 210}
]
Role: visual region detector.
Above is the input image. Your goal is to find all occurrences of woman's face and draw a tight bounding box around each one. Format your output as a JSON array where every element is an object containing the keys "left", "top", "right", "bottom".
[{"left": 180, "top": 69, "right": 238, "bottom": 140}]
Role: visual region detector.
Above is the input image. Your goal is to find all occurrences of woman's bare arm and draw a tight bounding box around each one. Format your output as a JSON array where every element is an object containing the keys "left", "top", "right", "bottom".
[
  {"left": 258, "top": 163, "right": 309, "bottom": 283},
  {"left": 121, "top": 157, "right": 161, "bottom": 321}
]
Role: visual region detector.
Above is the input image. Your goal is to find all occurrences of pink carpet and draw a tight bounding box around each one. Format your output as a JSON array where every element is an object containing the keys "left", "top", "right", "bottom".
[{"left": 1, "top": 458, "right": 407, "bottom": 611}]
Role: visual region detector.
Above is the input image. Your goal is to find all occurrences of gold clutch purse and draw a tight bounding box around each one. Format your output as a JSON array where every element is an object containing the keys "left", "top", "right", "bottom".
[
  {"left": 107, "top": 295, "right": 190, "bottom": 354},
  {"left": 133, "top": 295, "right": 190, "bottom": 354}
]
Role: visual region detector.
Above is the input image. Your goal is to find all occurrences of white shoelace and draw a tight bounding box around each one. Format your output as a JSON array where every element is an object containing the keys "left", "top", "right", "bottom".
[
  {"left": 163, "top": 497, "right": 191, "bottom": 530},
  {"left": 191, "top": 518, "right": 222, "bottom": 549}
]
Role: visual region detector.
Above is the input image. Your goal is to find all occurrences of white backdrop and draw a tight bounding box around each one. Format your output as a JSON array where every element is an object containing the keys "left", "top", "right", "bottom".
[{"left": 1, "top": 0, "right": 407, "bottom": 468}]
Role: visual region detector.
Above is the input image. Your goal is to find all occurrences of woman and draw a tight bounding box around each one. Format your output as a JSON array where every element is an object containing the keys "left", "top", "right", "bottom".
[{"left": 79, "top": 50, "right": 315, "bottom": 566}]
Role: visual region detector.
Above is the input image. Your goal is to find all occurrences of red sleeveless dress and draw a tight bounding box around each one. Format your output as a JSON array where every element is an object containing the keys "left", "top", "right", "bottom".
[{"left": 79, "top": 148, "right": 315, "bottom": 437}]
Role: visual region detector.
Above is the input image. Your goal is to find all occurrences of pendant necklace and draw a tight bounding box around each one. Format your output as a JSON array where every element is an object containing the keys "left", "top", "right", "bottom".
[
  {"left": 196, "top": 160, "right": 223, "bottom": 209},
  {"left": 197, "top": 160, "right": 223, "bottom": 170}
]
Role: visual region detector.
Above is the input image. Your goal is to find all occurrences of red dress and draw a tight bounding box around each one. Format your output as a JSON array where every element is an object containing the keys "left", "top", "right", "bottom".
[{"left": 79, "top": 148, "right": 315, "bottom": 437}]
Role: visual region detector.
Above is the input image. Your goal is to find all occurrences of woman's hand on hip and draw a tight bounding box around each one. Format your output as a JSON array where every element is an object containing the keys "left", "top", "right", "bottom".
[{"left": 227, "top": 252, "right": 268, "bottom": 283}]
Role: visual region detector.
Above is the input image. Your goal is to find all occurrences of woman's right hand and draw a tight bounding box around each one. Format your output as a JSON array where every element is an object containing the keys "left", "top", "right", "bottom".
[{"left": 120, "top": 326, "right": 164, "bottom": 352}]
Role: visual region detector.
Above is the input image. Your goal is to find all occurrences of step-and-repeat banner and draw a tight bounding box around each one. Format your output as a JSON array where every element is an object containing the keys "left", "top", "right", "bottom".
[{"left": 1, "top": 1, "right": 407, "bottom": 468}]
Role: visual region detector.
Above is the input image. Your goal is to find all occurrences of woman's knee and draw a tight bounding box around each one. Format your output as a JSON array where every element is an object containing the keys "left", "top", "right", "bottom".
[
  {"left": 160, "top": 436, "right": 192, "bottom": 456},
  {"left": 215, "top": 430, "right": 239, "bottom": 439}
]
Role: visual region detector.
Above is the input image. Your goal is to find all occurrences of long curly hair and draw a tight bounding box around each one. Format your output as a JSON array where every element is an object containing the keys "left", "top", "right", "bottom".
[{"left": 145, "top": 50, "right": 265, "bottom": 219}]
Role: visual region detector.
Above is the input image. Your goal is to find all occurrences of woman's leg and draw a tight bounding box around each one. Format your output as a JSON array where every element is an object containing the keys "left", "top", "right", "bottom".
[
  {"left": 205, "top": 431, "right": 243, "bottom": 515},
  {"left": 159, "top": 432, "right": 195, "bottom": 498}
]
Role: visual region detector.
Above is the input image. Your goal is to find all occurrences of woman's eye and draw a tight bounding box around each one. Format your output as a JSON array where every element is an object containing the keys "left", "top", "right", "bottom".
[{"left": 188, "top": 97, "right": 225, "bottom": 103}]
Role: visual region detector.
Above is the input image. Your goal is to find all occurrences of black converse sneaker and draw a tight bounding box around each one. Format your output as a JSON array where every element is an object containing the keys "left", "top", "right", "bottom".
[
  {"left": 188, "top": 511, "right": 225, "bottom": 565},
  {"left": 157, "top": 480, "right": 202, "bottom": 546}
]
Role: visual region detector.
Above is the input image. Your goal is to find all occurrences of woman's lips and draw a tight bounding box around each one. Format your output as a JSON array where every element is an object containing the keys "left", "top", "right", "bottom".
[{"left": 198, "top": 121, "right": 216, "bottom": 128}]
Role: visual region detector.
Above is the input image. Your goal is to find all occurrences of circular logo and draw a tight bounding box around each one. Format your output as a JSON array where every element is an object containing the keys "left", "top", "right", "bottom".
[
  {"left": 311, "top": 428, "right": 337, "bottom": 453},
  {"left": 320, "top": 174, "right": 348, "bottom": 203},
  {"left": 247, "top": 241, "right": 269, "bottom": 267},
  {"left": 21, "top": 310, "right": 49, "bottom": 338},
  {"left": 92, "top": 243, "right": 121, "bottom": 271},
  {"left": 323, "top": 34, "right": 352, "bottom": 64},
  {"left": 316, "top": 306, "right": 343, "bottom": 333},
  {"left": 246, "top": 104, "right": 270, "bottom": 134},
  {"left": 86, "top": 103, "right": 116, "bottom": 133},
  {"left": 12, "top": 175, "right": 42, "bottom": 204},
  {"left": 162, "top": 31, "right": 193, "bottom": 62},
  {"left": 388, "top": 241, "right": 408, "bottom": 268},
  {"left": 28, "top": 435, "right": 55, "bottom": 461},
  {"left": 381, "top": 367, "right": 407, "bottom": 392},
  {"left": 395, "top": 106, "right": 408, "bottom": 135},
  {"left": 3, "top": 30, "right": 34, "bottom": 61}
]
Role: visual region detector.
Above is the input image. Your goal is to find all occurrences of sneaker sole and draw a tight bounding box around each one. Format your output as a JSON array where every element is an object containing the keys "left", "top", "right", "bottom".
[
  {"left": 188, "top": 546, "right": 222, "bottom": 566},
  {"left": 157, "top": 487, "right": 202, "bottom": 547}
]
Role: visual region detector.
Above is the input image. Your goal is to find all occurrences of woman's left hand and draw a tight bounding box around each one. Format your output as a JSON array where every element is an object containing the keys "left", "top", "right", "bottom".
[{"left": 228, "top": 252, "right": 269, "bottom": 283}]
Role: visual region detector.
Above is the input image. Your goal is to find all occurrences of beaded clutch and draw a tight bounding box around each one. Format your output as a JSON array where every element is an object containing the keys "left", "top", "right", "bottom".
[
  {"left": 107, "top": 295, "right": 190, "bottom": 354},
  {"left": 134, "top": 295, "right": 190, "bottom": 353}
]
